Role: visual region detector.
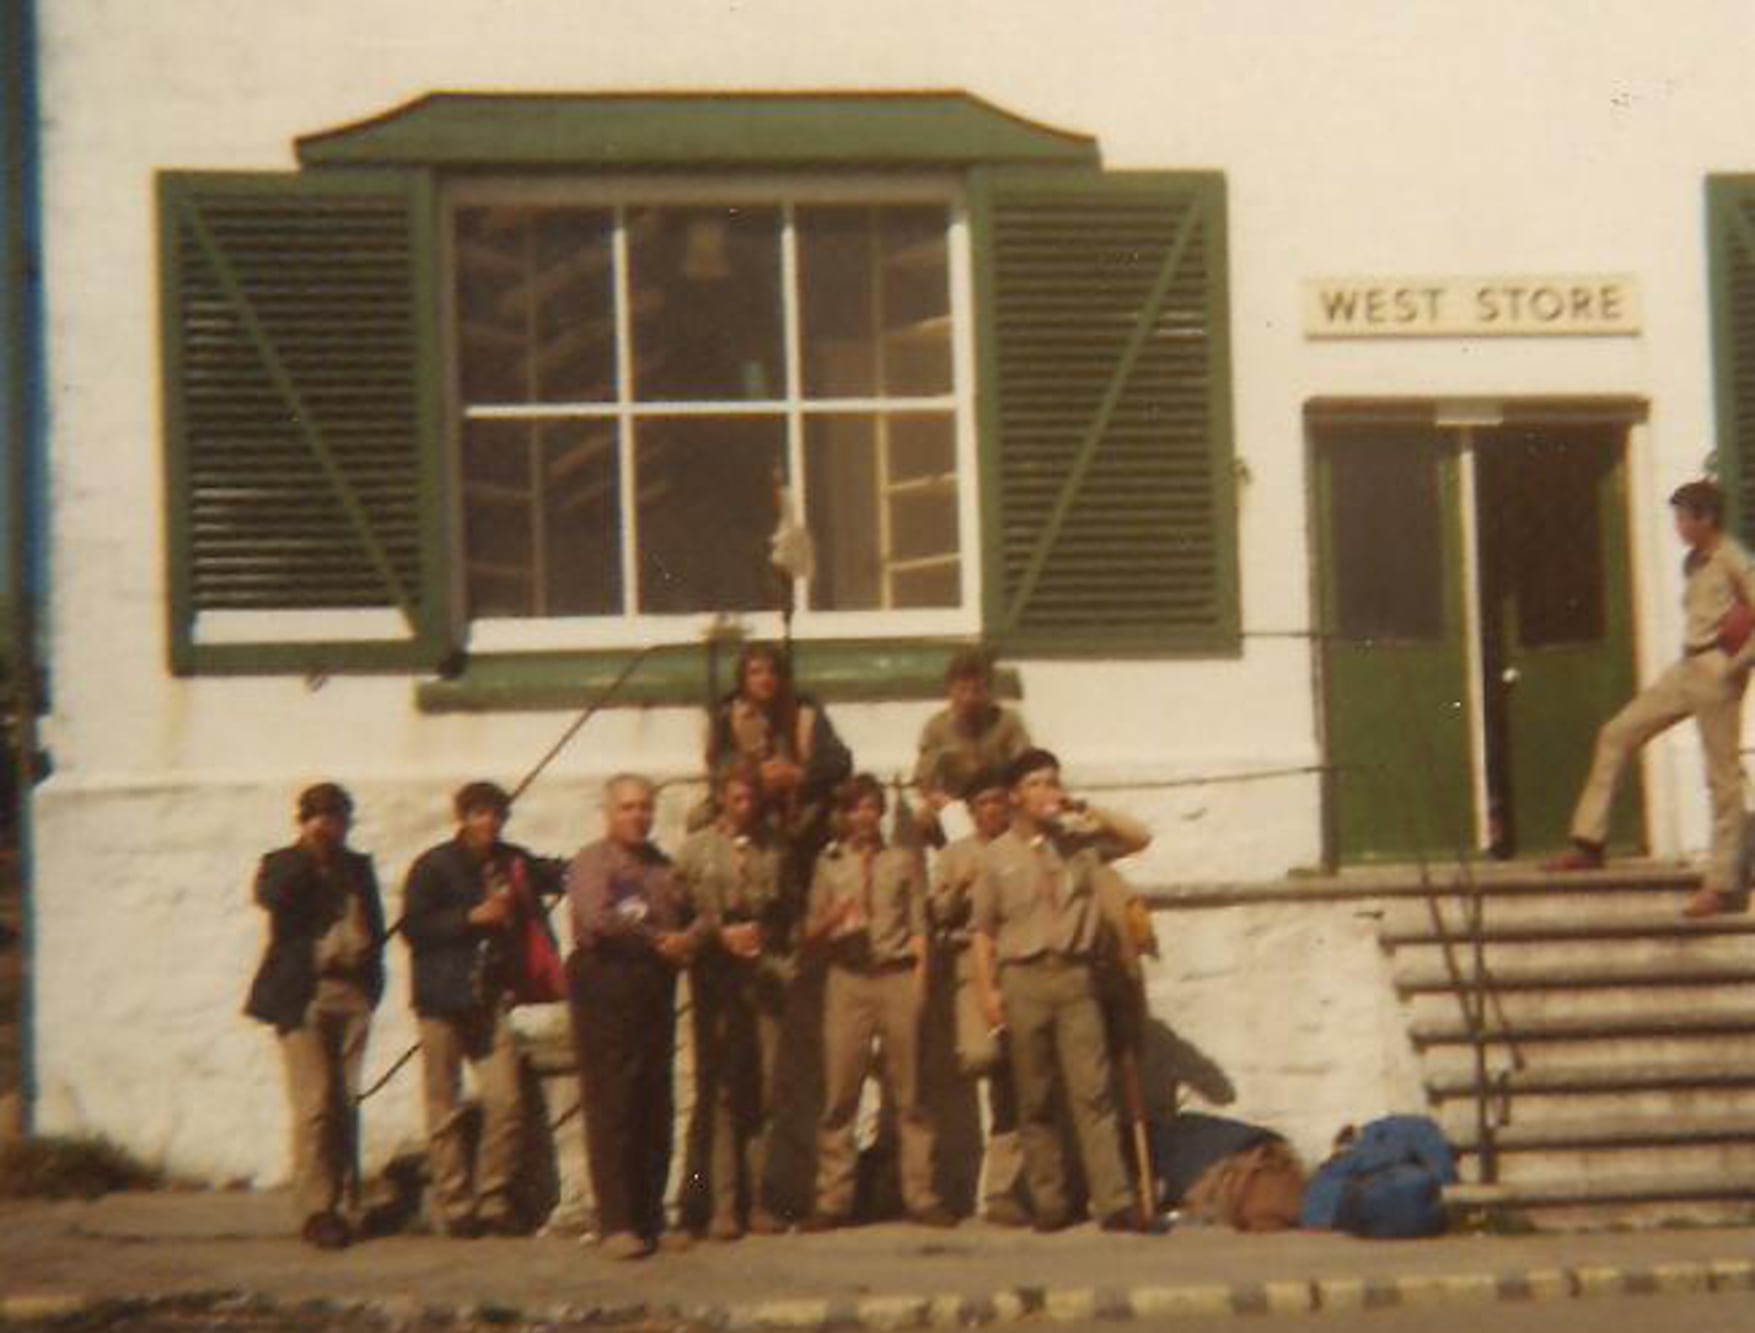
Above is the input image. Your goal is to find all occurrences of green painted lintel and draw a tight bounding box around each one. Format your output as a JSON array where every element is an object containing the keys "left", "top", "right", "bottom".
[
  {"left": 991, "top": 628, "right": 1243, "bottom": 661},
  {"left": 297, "top": 91, "right": 1099, "bottom": 172},
  {"left": 416, "top": 641, "right": 1023, "bottom": 714}
]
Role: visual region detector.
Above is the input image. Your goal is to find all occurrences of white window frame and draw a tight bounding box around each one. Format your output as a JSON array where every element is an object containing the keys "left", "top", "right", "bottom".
[{"left": 440, "top": 173, "right": 982, "bottom": 654}]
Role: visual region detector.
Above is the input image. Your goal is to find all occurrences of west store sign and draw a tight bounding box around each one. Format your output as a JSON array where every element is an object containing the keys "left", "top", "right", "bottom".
[{"left": 1303, "top": 275, "right": 1640, "bottom": 338}]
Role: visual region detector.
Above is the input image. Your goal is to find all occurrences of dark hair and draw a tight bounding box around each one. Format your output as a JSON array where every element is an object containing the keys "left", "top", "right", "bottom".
[
  {"left": 296, "top": 782, "right": 353, "bottom": 821},
  {"left": 1670, "top": 479, "right": 1725, "bottom": 527},
  {"left": 736, "top": 641, "right": 792, "bottom": 694},
  {"left": 715, "top": 757, "right": 764, "bottom": 797},
  {"left": 961, "top": 765, "right": 1009, "bottom": 802},
  {"left": 944, "top": 648, "right": 994, "bottom": 689},
  {"left": 710, "top": 641, "right": 801, "bottom": 770},
  {"left": 837, "top": 772, "right": 887, "bottom": 815},
  {"left": 453, "top": 780, "right": 511, "bottom": 821},
  {"left": 1004, "top": 748, "right": 1060, "bottom": 790}
]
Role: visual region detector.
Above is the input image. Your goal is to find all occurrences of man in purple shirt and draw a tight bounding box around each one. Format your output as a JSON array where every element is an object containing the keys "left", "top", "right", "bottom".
[{"left": 567, "top": 773, "right": 704, "bottom": 1261}]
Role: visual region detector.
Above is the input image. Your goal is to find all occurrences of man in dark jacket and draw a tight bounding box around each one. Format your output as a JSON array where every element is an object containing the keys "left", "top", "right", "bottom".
[
  {"left": 245, "top": 782, "right": 386, "bottom": 1251},
  {"left": 402, "top": 781, "right": 562, "bottom": 1237}
]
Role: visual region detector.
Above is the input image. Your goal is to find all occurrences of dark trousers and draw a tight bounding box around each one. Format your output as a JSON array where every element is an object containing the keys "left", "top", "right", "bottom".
[
  {"left": 572, "top": 950, "right": 678, "bottom": 1240},
  {"left": 690, "top": 955, "right": 785, "bottom": 1223}
]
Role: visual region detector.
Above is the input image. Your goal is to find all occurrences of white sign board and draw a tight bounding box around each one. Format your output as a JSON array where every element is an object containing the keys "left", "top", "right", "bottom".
[{"left": 1304, "top": 275, "right": 1641, "bottom": 338}]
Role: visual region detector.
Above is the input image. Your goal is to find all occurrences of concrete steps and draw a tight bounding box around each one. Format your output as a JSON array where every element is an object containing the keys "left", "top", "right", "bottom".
[{"left": 1372, "top": 862, "right": 1755, "bottom": 1228}]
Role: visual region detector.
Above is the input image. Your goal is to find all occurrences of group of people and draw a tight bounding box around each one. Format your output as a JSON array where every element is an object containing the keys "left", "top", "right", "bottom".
[{"left": 245, "top": 647, "right": 1162, "bottom": 1259}]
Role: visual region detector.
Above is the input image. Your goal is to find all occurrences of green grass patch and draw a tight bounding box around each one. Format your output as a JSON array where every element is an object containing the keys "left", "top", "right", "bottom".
[{"left": 0, "top": 1133, "right": 164, "bottom": 1198}]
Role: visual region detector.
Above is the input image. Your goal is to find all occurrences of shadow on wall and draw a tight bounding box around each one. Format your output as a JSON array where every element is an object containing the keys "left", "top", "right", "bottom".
[{"left": 1139, "top": 1019, "right": 1237, "bottom": 1119}]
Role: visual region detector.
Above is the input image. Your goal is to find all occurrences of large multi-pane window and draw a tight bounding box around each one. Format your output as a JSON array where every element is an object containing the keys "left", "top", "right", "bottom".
[{"left": 447, "top": 180, "right": 970, "bottom": 640}]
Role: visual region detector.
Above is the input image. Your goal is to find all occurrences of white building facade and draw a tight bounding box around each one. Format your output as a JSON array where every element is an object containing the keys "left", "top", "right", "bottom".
[{"left": 24, "top": 0, "right": 1755, "bottom": 1184}]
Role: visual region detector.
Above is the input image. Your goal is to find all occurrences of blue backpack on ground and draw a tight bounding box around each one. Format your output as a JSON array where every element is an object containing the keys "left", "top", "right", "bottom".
[{"left": 1299, "top": 1115, "right": 1457, "bottom": 1239}]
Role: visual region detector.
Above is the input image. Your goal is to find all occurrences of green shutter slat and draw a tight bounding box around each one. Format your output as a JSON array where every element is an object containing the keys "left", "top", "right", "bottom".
[
  {"left": 973, "top": 168, "right": 1238, "bottom": 653},
  {"left": 1710, "top": 178, "right": 1755, "bottom": 543},
  {"left": 159, "top": 168, "right": 451, "bottom": 675}
]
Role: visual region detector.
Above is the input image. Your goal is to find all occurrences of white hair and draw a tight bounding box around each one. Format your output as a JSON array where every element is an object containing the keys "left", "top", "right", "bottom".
[{"left": 601, "top": 772, "right": 655, "bottom": 808}]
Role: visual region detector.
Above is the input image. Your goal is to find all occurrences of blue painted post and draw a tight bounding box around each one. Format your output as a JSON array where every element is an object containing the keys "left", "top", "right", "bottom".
[{"left": 1, "top": 0, "right": 47, "bottom": 1134}]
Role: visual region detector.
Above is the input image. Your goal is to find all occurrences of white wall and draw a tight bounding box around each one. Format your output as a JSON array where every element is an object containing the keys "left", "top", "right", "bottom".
[{"left": 30, "top": 0, "right": 1755, "bottom": 1179}]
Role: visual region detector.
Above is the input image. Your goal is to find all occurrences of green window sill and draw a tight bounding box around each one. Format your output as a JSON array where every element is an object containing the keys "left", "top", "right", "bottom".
[{"left": 415, "top": 640, "right": 1022, "bottom": 714}]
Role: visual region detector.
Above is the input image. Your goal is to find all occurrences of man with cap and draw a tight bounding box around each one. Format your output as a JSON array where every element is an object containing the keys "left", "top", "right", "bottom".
[
  {"left": 402, "top": 781, "right": 563, "bottom": 1238},
  {"left": 568, "top": 773, "right": 707, "bottom": 1261},
  {"left": 933, "top": 766, "right": 1154, "bottom": 1226},
  {"left": 802, "top": 774, "right": 955, "bottom": 1230},
  {"left": 971, "top": 749, "right": 1146, "bottom": 1232},
  {"left": 678, "top": 760, "right": 791, "bottom": 1240},
  {"left": 245, "top": 782, "right": 386, "bottom": 1250},
  {"left": 1548, "top": 480, "right": 1755, "bottom": 916}
]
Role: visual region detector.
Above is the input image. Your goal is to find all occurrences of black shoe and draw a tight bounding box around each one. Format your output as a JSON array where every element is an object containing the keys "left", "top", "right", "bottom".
[
  {"left": 983, "top": 1198, "right": 1031, "bottom": 1229},
  {"left": 798, "top": 1212, "right": 846, "bottom": 1233},
  {"left": 443, "top": 1216, "right": 486, "bottom": 1240},
  {"left": 301, "top": 1212, "right": 350, "bottom": 1251},
  {"left": 478, "top": 1213, "right": 527, "bottom": 1238},
  {"left": 1031, "top": 1210, "right": 1072, "bottom": 1234},
  {"left": 1099, "top": 1210, "right": 1148, "bottom": 1234},
  {"left": 907, "top": 1204, "right": 959, "bottom": 1229}
]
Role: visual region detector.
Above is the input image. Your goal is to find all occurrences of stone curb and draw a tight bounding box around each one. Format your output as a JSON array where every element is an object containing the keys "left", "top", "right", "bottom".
[{"left": 4, "top": 1259, "right": 1754, "bottom": 1327}]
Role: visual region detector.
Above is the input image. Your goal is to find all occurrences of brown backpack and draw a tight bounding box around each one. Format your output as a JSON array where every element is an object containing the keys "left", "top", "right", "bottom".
[{"left": 1182, "top": 1139, "right": 1306, "bottom": 1232}]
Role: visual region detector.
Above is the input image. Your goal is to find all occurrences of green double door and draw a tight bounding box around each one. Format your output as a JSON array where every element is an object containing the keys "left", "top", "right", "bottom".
[{"left": 1315, "top": 412, "right": 1641, "bottom": 865}]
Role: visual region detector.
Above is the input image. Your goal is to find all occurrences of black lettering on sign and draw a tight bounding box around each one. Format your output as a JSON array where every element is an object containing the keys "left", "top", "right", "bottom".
[
  {"left": 1321, "top": 288, "right": 1362, "bottom": 322},
  {"left": 1530, "top": 287, "right": 1564, "bottom": 321}
]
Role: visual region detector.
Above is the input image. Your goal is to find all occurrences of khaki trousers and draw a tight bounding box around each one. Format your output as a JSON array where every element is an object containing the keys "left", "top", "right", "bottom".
[
  {"left": 815, "top": 963, "right": 939, "bottom": 1219},
  {"left": 999, "top": 957, "right": 1132, "bottom": 1223},
  {"left": 1571, "top": 651, "right": 1748, "bottom": 891},
  {"left": 691, "top": 956, "right": 785, "bottom": 1224},
  {"left": 419, "top": 1004, "right": 523, "bottom": 1227},
  {"left": 952, "top": 950, "right": 1023, "bottom": 1208},
  {"left": 277, "top": 981, "right": 371, "bottom": 1226}
]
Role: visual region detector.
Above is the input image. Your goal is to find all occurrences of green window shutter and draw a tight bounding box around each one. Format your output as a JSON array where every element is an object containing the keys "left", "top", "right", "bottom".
[
  {"left": 971, "top": 167, "right": 1238, "bottom": 655},
  {"left": 158, "top": 169, "right": 451, "bottom": 675},
  {"left": 1709, "top": 176, "right": 1755, "bottom": 540}
]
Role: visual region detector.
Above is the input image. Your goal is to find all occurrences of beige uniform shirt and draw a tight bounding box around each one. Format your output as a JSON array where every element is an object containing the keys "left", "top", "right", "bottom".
[
  {"left": 971, "top": 827, "right": 1107, "bottom": 964},
  {"left": 808, "top": 841, "right": 925, "bottom": 966},
  {"left": 1682, "top": 537, "right": 1755, "bottom": 656},
  {"left": 930, "top": 834, "right": 987, "bottom": 948},
  {"left": 914, "top": 704, "right": 1031, "bottom": 800},
  {"left": 677, "top": 825, "right": 785, "bottom": 926}
]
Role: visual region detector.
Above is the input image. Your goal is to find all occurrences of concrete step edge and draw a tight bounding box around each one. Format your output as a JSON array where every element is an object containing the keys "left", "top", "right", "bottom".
[
  {"left": 1451, "top": 1114, "right": 1755, "bottom": 1153},
  {"left": 1426, "top": 1060, "right": 1755, "bottom": 1097},
  {"left": 1395, "top": 962, "right": 1755, "bottom": 993},
  {"left": 1382, "top": 916, "right": 1755, "bottom": 946},
  {"left": 1411, "top": 1009, "right": 1755, "bottom": 1045},
  {"left": 1446, "top": 1172, "right": 1755, "bottom": 1206},
  {"left": 1148, "top": 865, "right": 1700, "bottom": 910}
]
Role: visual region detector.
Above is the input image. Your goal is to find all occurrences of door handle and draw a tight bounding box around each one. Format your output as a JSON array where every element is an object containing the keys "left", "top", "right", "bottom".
[{"left": 1501, "top": 666, "right": 1521, "bottom": 686}]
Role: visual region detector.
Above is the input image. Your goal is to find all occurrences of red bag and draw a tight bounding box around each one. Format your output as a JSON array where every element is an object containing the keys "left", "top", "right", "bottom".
[
  {"left": 507, "top": 859, "right": 567, "bottom": 1005},
  {"left": 1720, "top": 583, "right": 1755, "bottom": 657}
]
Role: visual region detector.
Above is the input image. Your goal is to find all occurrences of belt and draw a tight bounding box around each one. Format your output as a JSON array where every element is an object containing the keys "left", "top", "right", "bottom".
[
  {"left": 1685, "top": 643, "right": 1720, "bottom": 658},
  {"left": 1003, "top": 952, "right": 1091, "bottom": 971},
  {"left": 832, "top": 956, "right": 914, "bottom": 976}
]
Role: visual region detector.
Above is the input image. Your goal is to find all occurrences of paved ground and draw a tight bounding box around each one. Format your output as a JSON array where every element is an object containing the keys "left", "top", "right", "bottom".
[{"left": 3, "top": 1190, "right": 1755, "bottom": 1329}]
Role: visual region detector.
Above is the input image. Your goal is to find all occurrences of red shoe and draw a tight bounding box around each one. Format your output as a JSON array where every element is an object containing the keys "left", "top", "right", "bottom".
[
  {"left": 1542, "top": 842, "right": 1605, "bottom": 872},
  {"left": 1682, "top": 888, "right": 1734, "bottom": 919}
]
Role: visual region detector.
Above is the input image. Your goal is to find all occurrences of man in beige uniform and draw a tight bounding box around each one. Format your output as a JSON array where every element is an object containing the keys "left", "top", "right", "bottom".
[
  {"left": 1550, "top": 481, "right": 1755, "bottom": 916},
  {"left": 934, "top": 767, "right": 1154, "bottom": 1226},
  {"left": 678, "top": 762, "right": 791, "bottom": 1239},
  {"left": 972, "top": 749, "right": 1144, "bottom": 1232},
  {"left": 802, "top": 774, "right": 955, "bottom": 1229},
  {"left": 914, "top": 650, "right": 1031, "bottom": 841}
]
